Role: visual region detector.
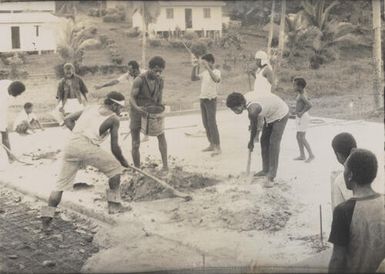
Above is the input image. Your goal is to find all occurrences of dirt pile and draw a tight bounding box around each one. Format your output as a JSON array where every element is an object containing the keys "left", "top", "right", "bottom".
[
  {"left": 121, "top": 160, "right": 219, "bottom": 202},
  {"left": 218, "top": 189, "right": 292, "bottom": 232}
]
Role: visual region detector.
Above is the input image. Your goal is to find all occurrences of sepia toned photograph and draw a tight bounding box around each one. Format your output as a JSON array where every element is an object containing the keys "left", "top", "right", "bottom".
[{"left": 0, "top": 0, "right": 384, "bottom": 273}]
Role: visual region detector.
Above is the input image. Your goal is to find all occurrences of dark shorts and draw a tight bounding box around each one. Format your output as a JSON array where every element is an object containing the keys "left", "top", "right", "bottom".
[{"left": 130, "top": 109, "right": 142, "bottom": 131}]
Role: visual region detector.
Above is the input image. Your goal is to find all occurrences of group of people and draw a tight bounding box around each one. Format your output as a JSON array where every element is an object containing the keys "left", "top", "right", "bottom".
[{"left": 0, "top": 47, "right": 383, "bottom": 272}]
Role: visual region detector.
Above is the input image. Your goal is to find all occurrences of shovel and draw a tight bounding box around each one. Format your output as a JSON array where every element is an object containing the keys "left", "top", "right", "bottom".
[
  {"left": 246, "top": 149, "right": 252, "bottom": 176},
  {"left": 1, "top": 144, "right": 34, "bottom": 166},
  {"left": 124, "top": 165, "right": 192, "bottom": 201}
]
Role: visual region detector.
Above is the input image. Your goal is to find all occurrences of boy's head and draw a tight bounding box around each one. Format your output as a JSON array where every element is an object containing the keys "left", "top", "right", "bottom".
[
  {"left": 24, "top": 102, "right": 33, "bottom": 114},
  {"left": 255, "top": 50, "right": 268, "bottom": 67},
  {"left": 148, "top": 56, "right": 165, "bottom": 79},
  {"left": 226, "top": 92, "right": 246, "bottom": 114},
  {"left": 8, "top": 81, "right": 25, "bottom": 97},
  {"left": 344, "top": 148, "right": 377, "bottom": 190},
  {"left": 127, "top": 60, "right": 140, "bottom": 76},
  {"left": 201, "top": 53, "right": 215, "bottom": 65},
  {"left": 104, "top": 91, "right": 125, "bottom": 115},
  {"left": 293, "top": 77, "right": 306, "bottom": 92},
  {"left": 331, "top": 132, "right": 357, "bottom": 165}
]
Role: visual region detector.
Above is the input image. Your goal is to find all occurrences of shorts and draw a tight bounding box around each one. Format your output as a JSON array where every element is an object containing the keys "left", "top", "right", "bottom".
[
  {"left": 55, "top": 135, "right": 124, "bottom": 191},
  {"left": 129, "top": 109, "right": 142, "bottom": 131},
  {"left": 296, "top": 112, "right": 310, "bottom": 132}
]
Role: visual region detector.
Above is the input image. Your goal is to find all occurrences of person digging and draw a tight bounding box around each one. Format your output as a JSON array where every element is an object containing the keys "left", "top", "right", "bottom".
[
  {"left": 226, "top": 91, "right": 289, "bottom": 188},
  {"left": 41, "top": 91, "right": 131, "bottom": 230}
]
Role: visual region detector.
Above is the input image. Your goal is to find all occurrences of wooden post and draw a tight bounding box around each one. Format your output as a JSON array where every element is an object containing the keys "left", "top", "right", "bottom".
[
  {"left": 141, "top": 2, "right": 146, "bottom": 68},
  {"left": 319, "top": 205, "right": 323, "bottom": 246},
  {"left": 372, "top": 0, "right": 383, "bottom": 109},
  {"left": 267, "top": 0, "right": 276, "bottom": 57},
  {"left": 274, "top": 0, "right": 286, "bottom": 90}
]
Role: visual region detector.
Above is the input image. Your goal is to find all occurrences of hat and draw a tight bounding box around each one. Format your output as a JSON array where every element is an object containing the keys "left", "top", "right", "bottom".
[{"left": 254, "top": 50, "right": 269, "bottom": 66}]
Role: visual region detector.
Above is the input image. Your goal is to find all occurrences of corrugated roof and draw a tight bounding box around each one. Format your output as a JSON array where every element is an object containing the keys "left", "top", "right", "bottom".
[
  {"left": 0, "top": 12, "right": 60, "bottom": 24},
  {"left": 159, "top": 1, "right": 225, "bottom": 7}
]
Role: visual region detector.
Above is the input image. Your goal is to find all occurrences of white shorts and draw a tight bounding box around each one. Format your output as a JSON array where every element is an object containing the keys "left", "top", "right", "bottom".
[{"left": 296, "top": 112, "right": 310, "bottom": 132}]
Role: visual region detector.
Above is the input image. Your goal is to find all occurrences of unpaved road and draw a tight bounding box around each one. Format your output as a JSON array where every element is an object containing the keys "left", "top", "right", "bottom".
[{"left": 0, "top": 188, "right": 99, "bottom": 273}]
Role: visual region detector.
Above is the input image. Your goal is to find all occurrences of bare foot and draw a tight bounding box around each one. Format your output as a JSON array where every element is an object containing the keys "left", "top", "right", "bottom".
[
  {"left": 211, "top": 147, "right": 221, "bottom": 157},
  {"left": 254, "top": 170, "right": 267, "bottom": 177},
  {"left": 108, "top": 202, "right": 132, "bottom": 214},
  {"left": 202, "top": 145, "right": 214, "bottom": 152},
  {"left": 293, "top": 156, "right": 306, "bottom": 161},
  {"left": 263, "top": 178, "right": 275, "bottom": 188},
  {"left": 305, "top": 155, "right": 315, "bottom": 163}
]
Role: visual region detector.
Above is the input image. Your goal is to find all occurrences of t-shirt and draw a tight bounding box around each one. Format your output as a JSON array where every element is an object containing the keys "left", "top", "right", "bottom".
[
  {"left": 244, "top": 91, "right": 289, "bottom": 124},
  {"left": 117, "top": 69, "right": 146, "bottom": 91},
  {"left": 199, "top": 69, "right": 221, "bottom": 99},
  {"left": 330, "top": 170, "right": 353, "bottom": 210},
  {"left": 13, "top": 110, "right": 37, "bottom": 130},
  {"left": 328, "top": 193, "right": 385, "bottom": 273},
  {"left": 253, "top": 66, "right": 272, "bottom": 95},
  {"left": 0, "top": 80, "right": 12, "bottom": 132}
]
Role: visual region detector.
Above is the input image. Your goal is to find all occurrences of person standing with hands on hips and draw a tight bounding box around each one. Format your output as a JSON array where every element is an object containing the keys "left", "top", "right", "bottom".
[{"left": 191, "top": 53, "right": 222, "bottom": 157}]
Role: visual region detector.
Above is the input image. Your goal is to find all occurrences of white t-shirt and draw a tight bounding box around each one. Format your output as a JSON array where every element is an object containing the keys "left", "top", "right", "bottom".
[
  {"left": 0, "top": 80, "right": 12, "bottom": 132},
  {"left": 13, "top": 110, "right": 37, "bottom": 130},
  {"left": 254, "top": 66, "right": 272, "bottom": 95},
  {"left": 245, "top": 91, "right": 289, "bottom": 123},
  {"left": 117, "top": 69, "right": 146, "bottom": 91},
  {"left": 199, "top": 69, "right": 221, "bottom": 99}
]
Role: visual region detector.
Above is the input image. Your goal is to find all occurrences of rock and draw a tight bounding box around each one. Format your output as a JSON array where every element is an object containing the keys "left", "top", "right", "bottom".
[
  {"left": 52, "top": 234, "right": 64, "bottom": 242},
  {"left": 42, "top": 260, "right": 56, "bottom": 267},
  {"left": 85, "top": 235, "right": 94, "bottom": 242},
  {"left": 79, "top": 249, "right": 85, "bottom": 254},
  {"left": 8, "top": 254, "right": 18, "bottom": 259},
  {"left": 14, "top": 196, "right": 22, "bottom": 203},
  {"left": 19, "top": 264, "right": 25, "bottom": 270},
  {"left": 151, "top": 218, "right": 155, "bottom": 222}
]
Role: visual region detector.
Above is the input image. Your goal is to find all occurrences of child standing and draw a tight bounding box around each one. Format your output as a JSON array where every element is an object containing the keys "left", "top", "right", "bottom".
[
  {"left": 13, "top": 102, "right": 44, "bottom": 135},
  {"left": 292, "top": 77, "right": 315, "bottom": 163}
]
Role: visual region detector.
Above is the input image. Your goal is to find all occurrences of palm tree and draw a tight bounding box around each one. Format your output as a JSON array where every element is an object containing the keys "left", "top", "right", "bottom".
[
  {"left": 372, "top": 0, "right": 383, "bottom": 109},
  {"left": 267, "top": 0, "right": 276, "bottom": 57},
  {"left": 300, "top": 0, "right": 339, "bottom": 31},
  {"left": 132, "top": 1, "right": 161, "bottom": 68}
]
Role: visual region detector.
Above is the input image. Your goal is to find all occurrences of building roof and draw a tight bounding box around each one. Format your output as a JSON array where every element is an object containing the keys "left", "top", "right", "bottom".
[
  {"left": 159, "top": 1, "right": 225, "bottom": 7},
  {"left": 0, "top": 12, "right": 60, "bottom": 24}
]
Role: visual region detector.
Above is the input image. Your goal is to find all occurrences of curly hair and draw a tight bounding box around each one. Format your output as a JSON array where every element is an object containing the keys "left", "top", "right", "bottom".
[
  {"left": 149, "top": 56, "right": 166, "bottom": 69},
  {"left": 346, "top": 148, "right": 377, "bottom": 185},
  {"left": 104, "top": 91, "right": 125, "bottom": 105},
  {"left": 226, "top": 92, "right": 246, "bottom": 109},
  {"left": 331, "top": 132, "right": 357, "bottom": 158}
]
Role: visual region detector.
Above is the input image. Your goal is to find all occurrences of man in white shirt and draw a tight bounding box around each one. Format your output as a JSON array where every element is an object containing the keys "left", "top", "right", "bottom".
[
  {"left": 0, "top": 79, "right": 26, "bottom": 162},
  {"left": 191, "top": 53, "right": 221, "bottom": 156},
  {"left": 95, "top": 60, "right": 144, "bottom": 92},
  {"left": 226, "top": 91, "right": 289, "bottom": 187}
]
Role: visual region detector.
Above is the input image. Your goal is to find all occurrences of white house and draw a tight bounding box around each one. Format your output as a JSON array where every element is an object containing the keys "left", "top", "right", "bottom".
[
  {"left": 0, "top": 1, "right": 59, "bottom": 53},
  {"left": 132, "top": 1, "right": 226, "bottom": 38}
]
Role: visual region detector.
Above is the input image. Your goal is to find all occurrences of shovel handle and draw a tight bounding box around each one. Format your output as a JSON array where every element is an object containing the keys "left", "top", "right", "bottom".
[{"left": 246, "top": 149, "right": 252, "bottom": 175}]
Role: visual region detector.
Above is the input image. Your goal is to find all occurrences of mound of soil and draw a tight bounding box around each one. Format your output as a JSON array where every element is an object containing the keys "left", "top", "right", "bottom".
[
  {"left": 121, "top": 162, "right": 219, "bottom": 202},
  {"left": 218, "top": 190, "right": 292, "bottom": 232}
]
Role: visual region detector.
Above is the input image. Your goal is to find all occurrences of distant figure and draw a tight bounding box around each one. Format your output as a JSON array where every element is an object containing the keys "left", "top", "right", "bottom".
[
  {"left": 249, "top": 50, "right": 273, "bottom": 94},
  {"left": 13, "top": 102, "right": 44, "bottom": 135},
  {"left": 0, "top": 79, "right": 26, "bottom": 162},
  {"left": 95, "top": 60, "right": 144, "bottom": 92},
  {"left": 191, "top": 53, "right": 222, "bottom": 156},
  {"left": 330, "top": 132, "right": 356, "bottom": 211},
  {"left": 226, "top": 91, "right": 289, "bottom": 188},
  {"left": 54, "top": 63, "right": 88, "bottom": 123},
  {"left": 292, "top": 77, "right": 315, "bottom": 162},
  {"left": 130, "top": 56, "right": 168, "bottom": 170},
  {"left": 328, "top": 149, "right": 385, "bottom": 273},
  {"left": 41, "top": 92, "right": 130, "bottom": 230}
]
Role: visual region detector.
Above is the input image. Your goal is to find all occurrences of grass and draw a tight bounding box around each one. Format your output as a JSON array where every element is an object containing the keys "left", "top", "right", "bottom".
[{"left": 4, "top": 13, "right": 383, "bottom": 128}]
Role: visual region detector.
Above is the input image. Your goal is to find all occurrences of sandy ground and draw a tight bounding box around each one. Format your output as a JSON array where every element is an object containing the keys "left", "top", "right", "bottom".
[{"left": 0, "top": 109, "right": 383, "bottom": 272}]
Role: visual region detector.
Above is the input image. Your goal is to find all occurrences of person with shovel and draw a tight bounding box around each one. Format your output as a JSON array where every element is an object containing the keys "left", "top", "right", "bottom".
[
  {"left": 129, "top": 56, "right": 168, "bottom": 171},
  {"left": 0, "top": 79, "right": 26, "bottom": 163},
  {"left": 226, "top": 91, "right": 289, "bottom": 188},
  {"left": 41, "top": 91, "right": 130, "bottom": 229}
]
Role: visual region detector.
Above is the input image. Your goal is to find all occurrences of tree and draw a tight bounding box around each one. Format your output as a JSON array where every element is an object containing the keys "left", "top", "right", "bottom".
[
  {"left": 372, "top": 0, "right": 383, "bottom": 109},
  {"left": 267, "top": 0, "right": 276, "bottom": 56},
  {"left": 300, "top": 0, "right": 339, "bottom": 31},
  {"left": 132, "top": 1, "right": 161, "bottom": 68}
]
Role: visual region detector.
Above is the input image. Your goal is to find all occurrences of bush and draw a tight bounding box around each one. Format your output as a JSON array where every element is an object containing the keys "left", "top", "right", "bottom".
[
  {"left": 99, "top": 34, "right": 109, "bottom": 47},
  {"left": 149, "top": 39, "right": 162, "bottom": 47},
  {"left": 126, "top": 27, "right": 140, "bottom": 38},
  {"left": 103, "top": 14, "right": 121, "bottom": 23},
  {"left": 183, "top": 31, "right": 198, "bottom": 40},
  {"left": 168, "top": 39, "right": 185, "bottom": 49},
  {"left": 198, "top": 37, "right": 214, "bottom": 48},
  {"left": 190, "top": 41, "right": 208, "bottom": 57}
]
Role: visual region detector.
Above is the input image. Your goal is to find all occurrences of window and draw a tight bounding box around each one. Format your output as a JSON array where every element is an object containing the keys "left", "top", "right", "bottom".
[
  {"left": 35, "top": 25, "right": 39, "bottom": 37},
  {"left": 166, "top": 8, "right": 173, "bottom": 19},
  {"left": 203, "top": 8, "right": 211, "bottom": 18},
  {"left": 11, "top": 26, "right": 20, "bottom": 49}
]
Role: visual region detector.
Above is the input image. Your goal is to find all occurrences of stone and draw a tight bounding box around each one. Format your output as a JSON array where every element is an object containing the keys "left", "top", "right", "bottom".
[
  {"left": 42, "top": 260, "right": 56, "bottom": 267},
  {"left": 8, "top": 254, "right": 18, "bottom": 259}
]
